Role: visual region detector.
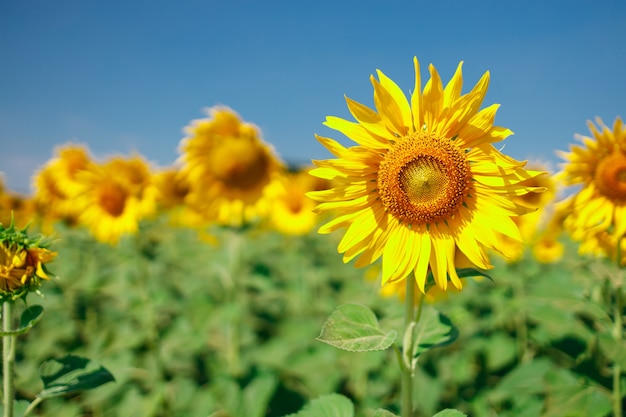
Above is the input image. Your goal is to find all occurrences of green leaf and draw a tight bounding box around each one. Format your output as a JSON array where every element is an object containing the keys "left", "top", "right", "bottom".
[
  {"left": 597, "top": 331, "right": 626, "bottom": 369},
  {"left": 412, "top": 307, "right": 458, "bottom": 357},
  {"left": 36, "top": 355, "right": 115, "bottom": 399},
  {"left": 317, "top": 304, "right": 397, "bottom": 352},
  {"left": 489, "top": 358, "right": 552, "bottom": 404},
  {"left": 432, "top": 409, "right": 467, "bottom": 417},
  {"left": 284, "top": 393, "right": 354, "bottom": 417},
  {"left": 0, "top": 305, "right": 44, "bottom": 336},
  {"left": 542, "top": 386, "right": 612, "bottom": 417},
  {"left": 373, "top": 409, "right": 399, "bottom": 417}
]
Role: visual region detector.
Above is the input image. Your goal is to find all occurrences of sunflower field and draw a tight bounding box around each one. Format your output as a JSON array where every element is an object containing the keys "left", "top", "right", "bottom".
[{"left": 0, "top": 57, "right": 624, "bottom": 417}]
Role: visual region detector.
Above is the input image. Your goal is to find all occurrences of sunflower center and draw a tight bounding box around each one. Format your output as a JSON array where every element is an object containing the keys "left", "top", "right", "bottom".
[
  {"left": 98, "top": 182, "right": 127, "bottom": 217},
  {"left": 595, "top": 152, "right": 626, "bottom": 202},
  {"left": 209, "top": 139, "right": 270, "bottom": 190},
  {"left": 377, "top": 132, "right": 472, "bottom": 225}
]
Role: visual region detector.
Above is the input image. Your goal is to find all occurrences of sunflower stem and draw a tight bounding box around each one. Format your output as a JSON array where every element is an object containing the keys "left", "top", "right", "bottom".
[
  {"left": 2, "top": 301, "right": 15, "bottom": 417},
  {"left": 613, "top": 286, "right": 623, "bottom": 417},
  {"left": 612, "top": 239, "right": 624, "bottom": 417},
  {"left": 401, "top": 276, "right": 417, "bottom": 417}
]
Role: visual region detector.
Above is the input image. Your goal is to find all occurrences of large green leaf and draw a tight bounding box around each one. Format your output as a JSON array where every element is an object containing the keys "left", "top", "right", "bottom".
[
  {"left": 0, "top": 305, "right": 43, "bottom": 336},
  {"left": 36, "top": 355, "right": 115, "bottom": 399},
  {"left": 284, "top": 393, "right": 354, "bottom": 417},
  {"left": 317, "top": 304, "right": 397, "bottom": 352},
  {"left": 412, "top": 307, "right": 458, "bottom": 358}
]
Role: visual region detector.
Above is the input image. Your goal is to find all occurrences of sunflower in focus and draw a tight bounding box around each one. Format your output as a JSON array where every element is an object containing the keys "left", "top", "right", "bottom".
[
  {"left": 178, "top": 106, "right": 285, "bottom": 227},
  {"left": 557, "top": 117, "right": 626, "bottom": 258},
  {"left": 75, "top": 156, "right": 157, "bottom": 245},
  {"left": 308, "top": 57, "right": 544, "bottom": 293},
  {"left": 0, "top": 221, "right": 56, "bottom": 300},
  {"left": 269, "top": 167, "right": 330, "bottom": 235}
]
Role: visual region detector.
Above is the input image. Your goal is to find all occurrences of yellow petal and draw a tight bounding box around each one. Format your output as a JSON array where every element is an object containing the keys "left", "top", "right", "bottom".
[{"left": 411, "top": 57, "right": 423, "bottom": 131}]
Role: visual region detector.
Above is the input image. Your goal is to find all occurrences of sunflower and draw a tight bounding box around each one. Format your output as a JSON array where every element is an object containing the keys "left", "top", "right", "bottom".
[
  {"left": 75, "top": 156, "right": 157, "bottom": 245},
  {"left": 557, "top": 117, "right": 626, "bottom": 255},
  {"left": 268, "top": 167, "right": 330, "bottom": 235},
  {"left": 32, "top": 143, "right": 93, "bottom": 224},
  {"left": 308, "top": 57, "right": 544, "bottom": 293},
  {"left": 178, "top": 106, "right": 285, "bottom": 226},
  {"left": 0, "top": 221, "right": 56, "bottom": 300}
]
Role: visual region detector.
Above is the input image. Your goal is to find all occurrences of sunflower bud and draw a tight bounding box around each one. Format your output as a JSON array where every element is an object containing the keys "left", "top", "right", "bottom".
[{"left": 0, "top": 219, "right": 57, "bottom": 301}]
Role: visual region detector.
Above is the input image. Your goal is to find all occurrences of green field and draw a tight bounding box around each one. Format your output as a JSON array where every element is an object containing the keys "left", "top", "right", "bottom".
[{"left": 8, "top": 218, "right": 623, "bottom": 416}]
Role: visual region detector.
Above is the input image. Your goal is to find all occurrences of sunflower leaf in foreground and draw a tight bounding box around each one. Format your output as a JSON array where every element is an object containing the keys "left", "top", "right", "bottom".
[
  {"left": 411, "top": 307, "right": 458, "bottom": 358},
  {"left": 317, "top": 303, "right": 397, "bottom": 352}
]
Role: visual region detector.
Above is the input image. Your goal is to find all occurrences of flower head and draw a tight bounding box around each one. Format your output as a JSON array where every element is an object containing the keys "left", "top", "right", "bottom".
[
  {"left": 308, "top": 57, "right": 543, "bottom": 293},
  {"left": 32, "top": 144, "right": 93, "bottom": 224},
  {"left": 178, "top": 106, "right": 285, "bottom": 226},
  {"left": 0, "top": 220, "right": 56, "bottom": 301},
  {"left": 269, "top": 167, "right": 330, "bottom": 235},
  {"left": 557, "top": 117, "right": 626, "bottom": 259},
  {"left": 75, "top": 155, "right": 158, "bottom": 245}
]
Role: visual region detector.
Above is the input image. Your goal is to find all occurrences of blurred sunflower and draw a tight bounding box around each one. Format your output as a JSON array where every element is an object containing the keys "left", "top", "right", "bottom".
[
  {"left": 557, "top": 117, "right": 626, "bottom": 257},
  {"left": 75, "top": 156, "right": 157, "bottom": 245},
  {"left": 178, "top": 106, "right": 285, "bottom": 226},
  {"left": 308, "top": 57, "right": 544, "bottom": 293},
  {"left": 154, "top": 167, "right": 209, "bottom": 229},
  {"left": 0, "top": 177, "right": 37, "bottom": 229},
  {"left": 269, "top": 167, "right": 330, "bottom": 235},
  {"left": 33, "top": 144, "right": 93, "bottom": 224},
  {"left": 154, "top": 167, "right": 190, "bottom": 210}
]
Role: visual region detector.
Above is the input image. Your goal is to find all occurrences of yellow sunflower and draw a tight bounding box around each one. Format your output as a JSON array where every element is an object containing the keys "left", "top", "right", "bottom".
[
  {"left": 154, "top": 167, "right": 190, "bottom": 210},
  {"left": 32, "top": 143, "right": 93, "bottom": 224},
  {"left": 178, "top": 106, "right": 285, "bottom": 226},
  {"left": 75, "top": 157, "right": 157, "bottom": 245},
  {"left": 557, "top": 117, "right": 626, "bottom": 252},
  {"left": 269, "top": 167, "right": 330, "bottom": 235},
  {"left": 308, "top": 57, "right": 544, "bottom": 293},
  {"left": 0, "top": 222, "right": 56, "bottom": 300},
  {"left": 153, "top": 166, "right": 210, "bottom": 229}
]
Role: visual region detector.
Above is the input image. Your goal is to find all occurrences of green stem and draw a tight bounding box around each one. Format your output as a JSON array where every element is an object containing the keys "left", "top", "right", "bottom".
[
  {"left": 612, "top": 239, "right": 624, "bottom": 417},
  {"left": 613, "top": 287, "right": 623, "bottom": 417},
  {"left": 21, "top": 397, "right": 43, "bottom": 417},
  {"left": 3, "top": 301, "right": 15, "bottom": 417},
  {"left": 401, "top": 276, "right": 417, "bottom": 417}
]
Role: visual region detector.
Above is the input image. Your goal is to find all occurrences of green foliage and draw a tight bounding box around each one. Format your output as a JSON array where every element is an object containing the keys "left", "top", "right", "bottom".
[{"left": 13, "top": 219, "right": 625, "bottom": 416}]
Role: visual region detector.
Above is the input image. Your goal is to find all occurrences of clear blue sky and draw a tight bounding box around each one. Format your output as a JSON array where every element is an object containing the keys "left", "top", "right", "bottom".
[{"left": 1, "top": 0, "right": 625, "bottom": 193}]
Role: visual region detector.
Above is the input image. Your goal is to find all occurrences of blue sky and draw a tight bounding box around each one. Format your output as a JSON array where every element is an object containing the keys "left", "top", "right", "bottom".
[{"left": 1, "top": 0, "right": 625, "bottom": 193}]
